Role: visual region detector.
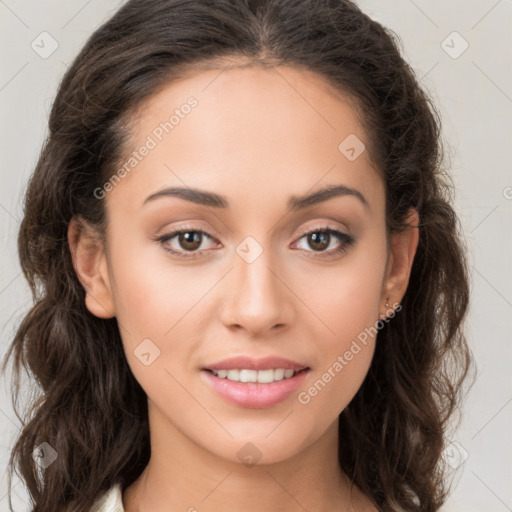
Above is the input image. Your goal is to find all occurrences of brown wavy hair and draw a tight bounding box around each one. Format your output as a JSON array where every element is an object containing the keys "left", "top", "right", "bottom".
[{"left": 2, "top": 0, "right": 473, "bottom": 510}]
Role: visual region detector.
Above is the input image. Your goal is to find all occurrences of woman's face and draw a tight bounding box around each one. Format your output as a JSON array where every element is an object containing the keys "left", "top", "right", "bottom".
[{"left": 91, "top": 64, "right": 394, "bottom": 464}]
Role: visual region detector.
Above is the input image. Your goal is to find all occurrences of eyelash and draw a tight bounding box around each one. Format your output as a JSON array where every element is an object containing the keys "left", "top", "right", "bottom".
[{"left": 154, "top": 225, "right": 355, "bottom": 260}]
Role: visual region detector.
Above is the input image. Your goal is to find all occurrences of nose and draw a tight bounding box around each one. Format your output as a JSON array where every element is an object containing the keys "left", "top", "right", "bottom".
[{"left": 219, "top": 245, "right": 294, "bottom": 337}]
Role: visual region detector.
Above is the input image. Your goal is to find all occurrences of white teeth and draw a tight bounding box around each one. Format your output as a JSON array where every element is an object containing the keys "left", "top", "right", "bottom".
[
  {"left": 256, "top": 369, "right": 275, "bottom": 384},
  {"left": 210, "top": 368, "right": 301, "bottom": 383},
  {"left": 239, "top": 369, "right": 258, "bottom": 383},
  {"left": 273, "top": 369, "right": 285, "bottom": 381},
  {"left": 226, "top": 369, "right": 239, "bottom": 381}
]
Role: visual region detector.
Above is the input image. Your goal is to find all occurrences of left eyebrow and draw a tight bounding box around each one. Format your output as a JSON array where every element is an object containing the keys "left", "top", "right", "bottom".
[
  {"left": 143, "top": 184, "right": 369, "bottom": 211},
  {"left": 288, "top": 184, "right": 369, "bottom": 211}
]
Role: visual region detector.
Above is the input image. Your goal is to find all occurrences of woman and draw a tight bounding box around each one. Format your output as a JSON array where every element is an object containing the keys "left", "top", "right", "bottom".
[{"left": 2, "top": 0, "right": 472, "bottom": 510}]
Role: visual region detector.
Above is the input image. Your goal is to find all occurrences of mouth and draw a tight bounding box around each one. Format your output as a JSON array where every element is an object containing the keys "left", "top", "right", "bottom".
[{"left": 200, "top": 356, "right": 310, "bottom": 408}]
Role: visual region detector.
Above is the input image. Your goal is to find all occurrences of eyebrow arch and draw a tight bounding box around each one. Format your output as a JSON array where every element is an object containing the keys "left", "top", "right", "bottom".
[
  {"left": 288, "top": 184, "right": 369, "bottom": 211},
  {"left": 143, "top": 184, "right": 369, "bottom": 211}
]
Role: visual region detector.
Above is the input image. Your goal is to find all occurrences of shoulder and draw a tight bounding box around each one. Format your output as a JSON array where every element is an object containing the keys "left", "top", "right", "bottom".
[{"left": 90, "top": 483, "right": 125, "bottom": 512}]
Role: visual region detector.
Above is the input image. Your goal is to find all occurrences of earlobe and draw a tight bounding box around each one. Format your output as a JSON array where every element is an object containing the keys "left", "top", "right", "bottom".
[
  {"left": 68, "top": 216, "right": 116, "bottom": 319},
  {"left": 379, "top": 208, "right": 420, "bottom": 318}
]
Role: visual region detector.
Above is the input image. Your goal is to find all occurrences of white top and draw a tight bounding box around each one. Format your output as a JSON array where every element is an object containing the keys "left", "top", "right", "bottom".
[{"left": 90, "top": 483, "right": 125, "bottom": 512}]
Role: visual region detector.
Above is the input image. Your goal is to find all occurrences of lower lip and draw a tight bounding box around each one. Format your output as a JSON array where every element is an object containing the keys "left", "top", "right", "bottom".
[{"left": 201, "top": 369, "right": 309, "bottom": 409}]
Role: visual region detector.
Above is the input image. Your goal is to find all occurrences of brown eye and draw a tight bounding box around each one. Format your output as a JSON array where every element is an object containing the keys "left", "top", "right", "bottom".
[
  {"left": 177, "top": 231, "right": 203, "bottom": 251},
  {"left": 156, "top": 227, "right": 219, "bottom": 260},
  {"left": 307, "top": 231, "right": 330, "bottom": 251},
  {"left": 292, "top": 228, "right": 355, "bottom": 259}
]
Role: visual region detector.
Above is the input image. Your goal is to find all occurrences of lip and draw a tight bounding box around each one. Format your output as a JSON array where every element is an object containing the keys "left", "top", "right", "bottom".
[
  {"left": 202, "top": 356, "right": 309, "bottom": 372},
  {"left": 201, "top": 368, "right": 310, "bottom": 409}
]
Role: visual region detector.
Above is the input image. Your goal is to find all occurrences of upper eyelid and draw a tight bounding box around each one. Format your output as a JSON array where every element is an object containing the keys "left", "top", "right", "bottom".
[
  {"left": 296, "top": 223, "right": 348, "bottom": 236},
  {"left": 158, "top": 223, "right": 348, "bottom": 236}
]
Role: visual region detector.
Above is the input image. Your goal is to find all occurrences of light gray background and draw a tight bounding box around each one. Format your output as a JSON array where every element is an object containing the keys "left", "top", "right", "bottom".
[{"left": 1, "top": 1, "right": 511, "bottom": 510}]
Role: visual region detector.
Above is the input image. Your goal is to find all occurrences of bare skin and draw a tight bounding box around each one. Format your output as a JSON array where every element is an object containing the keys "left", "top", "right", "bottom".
[{"left": 69, "top": 62, "right": 419, "bottom": 512}]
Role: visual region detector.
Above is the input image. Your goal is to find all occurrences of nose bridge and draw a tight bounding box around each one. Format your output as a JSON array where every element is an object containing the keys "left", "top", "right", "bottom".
[{"left": 220, "top": 235, "right": 292, "bottom": 334}]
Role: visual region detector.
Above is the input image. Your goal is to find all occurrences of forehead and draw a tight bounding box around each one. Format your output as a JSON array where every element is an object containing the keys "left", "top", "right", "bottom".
[{"left": 108, "top": 64, "right": 384, "bottom": 215}]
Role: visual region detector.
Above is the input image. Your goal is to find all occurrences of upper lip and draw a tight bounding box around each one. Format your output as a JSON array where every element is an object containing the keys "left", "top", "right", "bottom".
[{"left": 203, "top": 356, "right": 309, "bottom": 372}]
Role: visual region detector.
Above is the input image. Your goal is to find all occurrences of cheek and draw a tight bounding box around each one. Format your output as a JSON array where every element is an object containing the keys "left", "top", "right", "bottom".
[
  {"left": 296, "top": 274, "right": 380, "bottom": 424},
  {"left": 297, "top": 340, "right": 375, "bottom": 430},
  {"left": 106, "top": 236, "right": 221, "bottom": 383},
  {"left": 295, "top": 235, "right": 387, "bottom": 346},
  {"left": 292, "top": 237, "right": 386, "bottom": 413},
  {"left": 107, "top": 234, "right": 204, "bottom": 336}
]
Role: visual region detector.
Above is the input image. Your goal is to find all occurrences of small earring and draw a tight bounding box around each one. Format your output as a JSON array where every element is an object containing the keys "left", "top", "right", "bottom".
[{"left": 379, "top": 296, "right": 392, "bottom": 321}]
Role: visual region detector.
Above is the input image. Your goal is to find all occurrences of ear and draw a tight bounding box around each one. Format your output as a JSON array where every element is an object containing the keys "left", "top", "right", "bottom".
[
  {"left": 68, "top": 216, "right": 116, "bottom": 319},
  {"left": 379, "top": 208, "right": 420, "bottom": 319}
]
